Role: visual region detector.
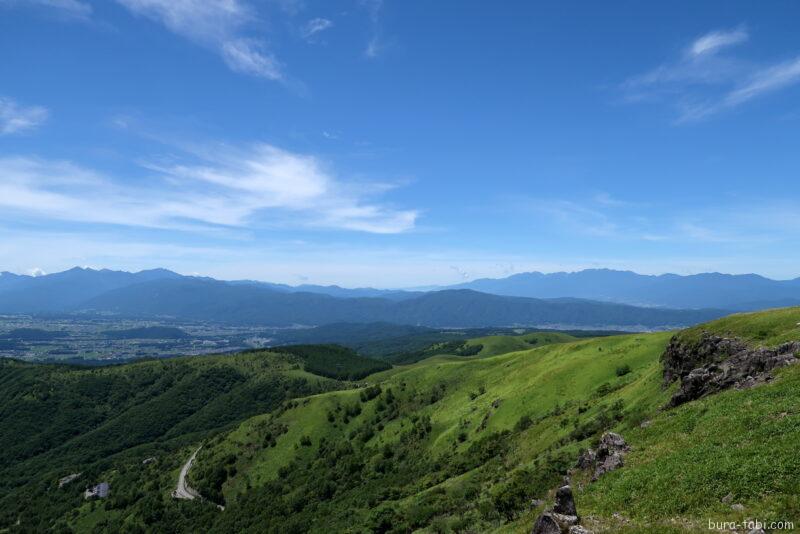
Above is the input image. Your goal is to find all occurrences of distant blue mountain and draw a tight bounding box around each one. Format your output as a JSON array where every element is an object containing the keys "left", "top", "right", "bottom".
[
  {"left": 76, "top": 280, "right": 723, "bottom": 329},
  {"left": 228, "top": 279, "right": 420, "bottom": 300},
  {"left": 0, "top": 267, "right": 726, "bottom": 329},
  {"left": 0, "top": 267, "right": 183, "bottom": 312},
  {"left": 0, "top": 272, "right": 30, "bottom": 293},
  {"left": 445, "top": 269, "right": 800, "bottom": 310}
]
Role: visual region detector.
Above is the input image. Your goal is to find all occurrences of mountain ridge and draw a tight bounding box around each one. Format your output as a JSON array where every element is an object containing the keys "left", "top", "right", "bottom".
[
  {"left": 444, "top": 268, "right": 800, "bottom": 310},
  {"left": 0, "top": 269, "right": 725, "bottom": 330}
]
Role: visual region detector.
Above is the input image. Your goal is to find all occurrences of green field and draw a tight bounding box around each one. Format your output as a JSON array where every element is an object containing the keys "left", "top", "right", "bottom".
[{"left": 6, "top": 309, "right": 800, "bottom": 533}]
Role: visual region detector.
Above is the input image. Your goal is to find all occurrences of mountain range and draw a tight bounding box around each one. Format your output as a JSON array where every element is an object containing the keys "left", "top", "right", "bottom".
[
  {"left": 445, "top": 268, "right": 800, "bottom": 310},
  {"left": 0, "top": 267, "right": 732, "bottom": 330}
]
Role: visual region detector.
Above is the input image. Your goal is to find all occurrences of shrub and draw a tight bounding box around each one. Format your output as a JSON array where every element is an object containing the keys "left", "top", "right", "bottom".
[
  {"left": 514, "top": 415, "right": 533, "bottom": 432},
  {"left": 615, "top": 364, "right": 632, "bottom": 377}
]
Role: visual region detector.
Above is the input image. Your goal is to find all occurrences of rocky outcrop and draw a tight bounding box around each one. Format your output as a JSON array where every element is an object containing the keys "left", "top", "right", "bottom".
[
  {"left": 553, "top": 485, "right": 577, "bottom": 516},
  {"left": 531, "top": 513, "right": 561, "bottom": 534},
  {"left": 531, "top": 484, "right": 593, "bottom": 534},
  {"left": 576, "top": 432, "right": 629, "bottom": 481},
  {"left": 662, "top": 332, "right": 800, "bottom": 407}
]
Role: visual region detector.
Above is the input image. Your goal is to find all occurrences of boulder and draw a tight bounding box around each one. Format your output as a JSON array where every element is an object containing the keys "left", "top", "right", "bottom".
[
  {"left": 553, "top": 485, "right": 577, "bottom": 516},
  {"left": 568, "top": 526, "right": 593, "bottom": 534},
  {"left": 531, "top": 484, "right": 590, "bottom": 534},
  {"left": 588, "top": 432, "right": 630, "bottom": 480},
  {"left": 599, "top": 432, "right": 628, "bottom": 451},
  {"left": 531, "top": 512, "right": 561, "bottom": 534}
]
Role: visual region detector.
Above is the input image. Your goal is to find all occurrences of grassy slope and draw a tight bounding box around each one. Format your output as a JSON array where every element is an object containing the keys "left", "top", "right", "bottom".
[
  {"left": 391, "top": 330, "right": 579, "bottom": 363},
  {"left": 676, "top": 306, "right": 800, "bottom": 347},
  {"left": 193, "top": 308, "right": 800, "bottom": 533},
  {"left": 192, "top": 332, "right": 670, "bottom": 532},
  {"left": 463, "top": 332, "right": 578, "bottom": 357}
]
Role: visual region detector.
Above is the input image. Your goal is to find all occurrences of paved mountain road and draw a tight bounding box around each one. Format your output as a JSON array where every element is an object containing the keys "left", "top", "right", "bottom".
[{"left": 173, "top": 446, "right": 202, "bottom": 500}]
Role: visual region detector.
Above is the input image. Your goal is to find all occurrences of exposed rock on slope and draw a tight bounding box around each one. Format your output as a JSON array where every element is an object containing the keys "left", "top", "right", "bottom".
[
  {"left": 531, "top": 483, "right": 593, "bottom": 534},
  {"left": 576, "top": 432, "right": 629, "bottom": 481},
  {"left": 661, "top": 332, "right": 799, "bottom": 407}
]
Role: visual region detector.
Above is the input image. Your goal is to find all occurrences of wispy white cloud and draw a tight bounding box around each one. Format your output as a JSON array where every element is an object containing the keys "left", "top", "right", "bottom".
[
  {"left": 116, "top": 0, "right": 285, "bottom": 81},
  {"left": 1, "top": 0, "right": 92, "bottom": 19},
  {"left": 623, "top": 27, "right": 800, "bottom": 122},
  {"left": 689, "top": 28, "right": 748, "bottom": 57},
  {"left": 724, "top": 56, "right": 800, "bottom": 107},
  {"left": 301, "top": 17, "right": 332, "bottom": 41},
  {"left": 360, "top": 0, "right": 383, "bottom": 58},
  {"left": 525, "top": 198, "right": 620, "bottom": 238},
  {"left": 221, "top": 39, "right": 282, "bottom": 80},
  {"left": 521, "top": 193, "right": 799, "bottom": 247},
  {"left": 0, "top": 97, "right": 48, "bottom": 135},
  {"left": 0, "top": 143, "right": 417, "bottom": 234}
]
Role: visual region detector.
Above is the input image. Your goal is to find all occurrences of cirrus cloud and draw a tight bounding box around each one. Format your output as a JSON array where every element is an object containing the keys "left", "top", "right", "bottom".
[
  {"left": 0, "top": 97, "right": 48, "bottom": 135},
  {"left": 0, "top": 143, "right": 418, "bottom": 235},
  {"left": 622, "top": 27, "right": 800, "bottom": 122},
  {"left": 115, "top": 0, "right": 285, "bottom": 81}
]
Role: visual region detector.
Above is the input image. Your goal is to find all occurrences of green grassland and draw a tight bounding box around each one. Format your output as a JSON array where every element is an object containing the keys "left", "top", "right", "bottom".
[
  {"left": 182, "top": 308, "right": 800, "bottom": 533},
  {"left": 183, "top": 332, "right": 672, "bottom": 532},
  {"left": 12, "top": 308, "right": 800, "bottom": 533},
  {"left": 461, "top": 331, "right": 578, "bottom": 357},
  {"left": 389, "top": 331, "right": 578, "bottom": 363},
  {"left": 676, "top": 305, "right": 800, "bottom": 347}
]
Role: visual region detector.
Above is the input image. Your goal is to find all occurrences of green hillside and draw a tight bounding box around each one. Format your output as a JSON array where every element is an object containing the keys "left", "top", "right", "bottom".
[
  {"left": 461, "top": 331, "right": 578, "bottom": 357},
  {"left": 180, "top": 331, "right": 669, "bottom": 532},
  {"left": 181, "top": 308, "right": 800, "bottom": 533},
  {"left": 391, "top": 331, "right": 578, "bottom": 363},
  {"left": 7, "top": 308, "right": 800, "bottom": 533},
  {"left": 676, "top": 305, "right": 800, "bottom": 347},
  {"left": 0, "top": 346, "right": 387, "bottom": 532},
  {"left": 266, "top": 344, "right": 391, "bottom": 380}
]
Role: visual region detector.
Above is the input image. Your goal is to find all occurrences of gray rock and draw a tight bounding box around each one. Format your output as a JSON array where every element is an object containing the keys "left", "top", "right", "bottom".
[
  {"left": 531, "top": 498, "right": 545, "bottom": 508},
  {"left": 721, "top": 492, "right": 734, "bottom": 504},
  {"left": 569, "top": 526, "right": 593, "bottom": 534},
  {"left": 576, "top": 448, "right": 596, "bottom": 469},
  {"left": 599, "top": 432, "right": 629, "bottom": 451},
  {"left": 662, "top": 333, "right": 800, "bottom": 407},
  {"left": 731, "top": 503, "right": 745, "bottom": 511},
  {"left": 553, "top": 485, "right": 577, "bottom": 516},
  {"left": 592, "top": 432, "right": 630, "bottom": 480},
  {"left": 550, "top": 513, "right": 579, "bottom": 529},
  {"left": 531, "top": 512, "right": 561, "bottom": 534}
]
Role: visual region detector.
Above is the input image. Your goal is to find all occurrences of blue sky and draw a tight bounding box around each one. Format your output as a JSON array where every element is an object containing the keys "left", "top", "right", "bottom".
[{"left": 1, "top": 0, "right": 799, "bottom": 286}]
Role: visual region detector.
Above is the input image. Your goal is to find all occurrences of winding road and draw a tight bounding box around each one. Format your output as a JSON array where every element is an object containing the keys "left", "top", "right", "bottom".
[
  {"left": 173, "top": 446, "right": 225, "bottom": 510},
  {"left": 173, "top": 446, "right": 202, "bottom": 500}
]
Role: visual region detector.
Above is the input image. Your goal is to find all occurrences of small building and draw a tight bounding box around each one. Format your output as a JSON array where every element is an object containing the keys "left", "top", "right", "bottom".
[{"left": 84, "top": 482, "right": 110, "bottom": 499}]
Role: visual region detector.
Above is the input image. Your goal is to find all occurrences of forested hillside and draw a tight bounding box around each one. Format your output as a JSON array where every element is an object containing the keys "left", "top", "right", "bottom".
[
  {"left": 0, "top": 346, "right": 387, "bottom": 531},
  {"left": 3, "top": 310, "right": 800, "bottom": 533}
]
